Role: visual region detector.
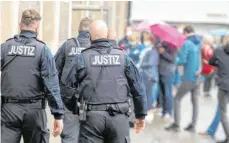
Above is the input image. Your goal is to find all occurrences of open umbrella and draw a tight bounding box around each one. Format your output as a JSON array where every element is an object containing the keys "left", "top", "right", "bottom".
[
  {"left": 135, "top": 19, "right": 166, "bottom": 31},
  {"left": 150, "top": 24, "right": 186, "bottom": 48}
]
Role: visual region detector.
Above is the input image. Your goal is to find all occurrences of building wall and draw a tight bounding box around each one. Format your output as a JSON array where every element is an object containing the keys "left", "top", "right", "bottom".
[{"left": 0, "top": 1, "right": 129, "bottom": 53}]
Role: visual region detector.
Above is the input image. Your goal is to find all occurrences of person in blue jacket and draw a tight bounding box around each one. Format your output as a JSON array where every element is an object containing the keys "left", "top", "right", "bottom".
[
  {"left": 139, "top": 32, "right": 159, "bottom": 124},
  {"left": 166, "top": 25, "right": 202, "bottom": 132}
]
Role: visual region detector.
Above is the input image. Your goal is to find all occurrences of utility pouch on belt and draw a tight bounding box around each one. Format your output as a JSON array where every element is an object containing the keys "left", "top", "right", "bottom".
[{"left": 117, "top": 102, "right": 131, "bottom": 117}]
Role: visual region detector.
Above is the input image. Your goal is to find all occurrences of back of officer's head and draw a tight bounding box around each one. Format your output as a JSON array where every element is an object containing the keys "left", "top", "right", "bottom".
[
  {"left": 89, "top": 20, "right": 108, "bottom": 41},
  {"left": 79, "top": 17, "right": 92, "bottom": 31},
  {"left": 19, "top": 9, "right": 41, "bottom": 33}
]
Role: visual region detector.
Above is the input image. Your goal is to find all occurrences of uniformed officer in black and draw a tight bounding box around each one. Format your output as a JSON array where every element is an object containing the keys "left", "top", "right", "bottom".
[
  {"left": 108, "top": 28, "right": 136, "bottom": 128},
  {"left": 71, "top": 20, "right": 147, "bottom": 143},
  {"left": 54, "top": 17, "right": 92, "bottom": 143},
  {"left": 1, "top": 9, "right": 64, "bottom": 143}
]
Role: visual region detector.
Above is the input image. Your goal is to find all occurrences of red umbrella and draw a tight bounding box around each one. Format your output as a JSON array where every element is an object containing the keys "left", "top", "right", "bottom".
[{"left": 150, "top": 24, "right": 186, "bottom": 48}]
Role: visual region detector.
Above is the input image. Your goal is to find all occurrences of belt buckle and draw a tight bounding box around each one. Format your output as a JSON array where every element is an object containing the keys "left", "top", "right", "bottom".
[{"left": 87, "top": 105, "right": 92, "bottom": 111}]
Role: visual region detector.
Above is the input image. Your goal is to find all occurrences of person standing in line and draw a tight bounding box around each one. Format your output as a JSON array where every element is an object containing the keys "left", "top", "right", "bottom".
[
  {"left": 139, "top": 32, "right": 159, "bottom": 124},
  {"left": 208, "top": 33, "right": 229, "bottom": 143},
  {"left": 202, "top": 34, "right": 215, "bottom": 97},
  {"left": 157, "top": 41, "right": 177, "bottom": 120},
  {"left": 54, "top": 18, "right": 92, "bottom": 143},
  {"left": 165, "top": 25, "right": 202, "bottom": 132}
]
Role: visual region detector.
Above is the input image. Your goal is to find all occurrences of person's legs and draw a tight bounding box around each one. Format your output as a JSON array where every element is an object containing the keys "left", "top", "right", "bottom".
[
  {"left": 218, "top": 89, "right": 229, "bottom": 140},
  {"left": 162, "top": 75, "right": 173, "bottom": 116},
  {"left": 152, "top": 82, "right": 159, "bottom": 105},
  {"left": 207, "top": 105, "right": 220, "bottom": 136},
  {"left": 184, "top": 82, "right": 200, "bottom": 132},
  {"left": 61, "top": 107, "right": 80, "bottom": 143},
  {"left": 174, "top": 82, "right": 190, "bottom": 125},
  {"left": 204, "top": 75, "right": 213, "bottom": 96},
  {"left": 204, "top": 76, "right": 211, "bottom": 92},
  {"left": 142, "top": 73, "right": 154, "bottom": 110},
  {"left": 22, "top": 107, "right": 50, "bottom": 143},
  {"left": 165, "top": 82, "right": 191, "bottom": 131},
  {"left": 78, "top": 111, "right": 105, "bottom": 143},
  {"left": 165, "top": 76, "right": 173, "bottom": 116},
  {"left": 157, "top": 76, "right": 163, "bottom": 108},
  {"left": 191, "top": 83, "right": 200, "bottom": 126},
  {"left": 1, "top": 124, "right": 22, "bottom": 143},
  {"left": 1, "top": 104, "right": 23, "bottom": 143},
  {"left": 105, "top": 113, "right": 130, "bottom": 143}
]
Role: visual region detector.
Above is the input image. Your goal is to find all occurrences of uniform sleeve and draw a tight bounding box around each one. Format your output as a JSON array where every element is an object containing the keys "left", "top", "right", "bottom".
[
  {"left": 209, "top": 49, "right": 219, "bottom": 67},
  {"left": 176, "top": 42, "right": 189, "bottom": 65},
  {"left": 54, "top": 42, "right": 66, "bottom": 79},
  {"left": 75, "top": 54, "right": 87, "bottom": 84},
  {"left": 125, "top": 56, "right": 147, "bottom": 119},
  {"left": 41, "top": 46, "right": 64, "bottom": 119}
]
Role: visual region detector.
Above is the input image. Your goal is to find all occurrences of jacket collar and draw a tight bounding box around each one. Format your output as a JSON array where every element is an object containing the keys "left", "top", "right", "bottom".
[
  {"left": 78, "top": 30, "right": 90, "bottom": 39},
  {"left": 91, "top": 39, "right": 111, "bottom": 48},
  {"left": 19, "top": 30, "right": 37, "bottom": 38}
]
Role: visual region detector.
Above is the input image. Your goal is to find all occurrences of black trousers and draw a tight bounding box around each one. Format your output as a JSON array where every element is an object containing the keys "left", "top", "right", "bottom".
[
  {"left": 1, "top": 102, "right": 49, "bottom": 143},
  {"left": 78, "top": 111, "right": 130, "bottom": 143},
  {"left": 60, "top": 106, "right": 80, "bottom": 143}
]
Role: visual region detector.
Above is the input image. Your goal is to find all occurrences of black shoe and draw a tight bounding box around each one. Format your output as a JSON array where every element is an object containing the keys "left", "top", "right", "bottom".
[
  {"left": 165, "top": 123, "right": 180, "bottom": 132},
  {"left": 129, "top": 121, "right": 134, "bottom": 128},
  {"left": 184, "top": 124, "right": 195, "bottom": 132},
  {"left": 217, "top": 139, "right": 229, "bottom": 143}
]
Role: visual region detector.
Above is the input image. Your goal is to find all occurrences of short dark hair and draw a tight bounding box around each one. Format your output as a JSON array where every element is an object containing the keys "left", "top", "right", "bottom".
[
  {"left": 183, "top": 25, "right": 195, "bottom": 34},
  {"left": 21, "top": 9, "right": 41, "bottom": 26},
  {"left": 79, "top": 17, "right": 92, "bottom": 31}
]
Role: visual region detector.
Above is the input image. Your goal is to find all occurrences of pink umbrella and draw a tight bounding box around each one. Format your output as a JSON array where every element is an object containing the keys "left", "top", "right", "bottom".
[
  {"left": 150, "top": 24, "right": 186, "bottom": 48},
  {"left": 135, "top": 19, "right": 166, "bottom": 31}
]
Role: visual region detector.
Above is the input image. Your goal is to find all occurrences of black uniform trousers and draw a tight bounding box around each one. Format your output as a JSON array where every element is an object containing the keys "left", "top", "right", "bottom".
[
  {"left": 60, "top": 106, "right": 80, "bottom": 143},
  {"left": 78, "top": 111, "right": 130, "bottom": 143},
  {"left": 1, "top": 102, "right": 49, "bottom": 143}
]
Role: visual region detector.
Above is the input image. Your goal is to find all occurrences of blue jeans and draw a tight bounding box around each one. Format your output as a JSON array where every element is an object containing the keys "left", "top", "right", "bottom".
[
  {"left": 142, "top": 72, "right": 155, "bottom": 110},
  {"left": 152, "top": 82, "right": 159, "bottom": 105},
  {"left": 207, "top": 105, "right": 220, "bottom": 136},
  {"left": 159, "top": 74, "right": 173, "bottom": 116}
]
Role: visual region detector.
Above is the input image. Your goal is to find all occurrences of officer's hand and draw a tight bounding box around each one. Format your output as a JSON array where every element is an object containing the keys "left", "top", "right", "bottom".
[
  {"left": 53, "top": 119, "right": 63, "bottom": 137},
  {"left": 134, "top": 119, "right": 145, "bottom": 133}
]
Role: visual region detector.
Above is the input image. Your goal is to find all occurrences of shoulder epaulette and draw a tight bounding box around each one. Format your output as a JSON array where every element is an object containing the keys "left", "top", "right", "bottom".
[
  {"left": 67, "top": 37, "right": 76, "bottom": 41},
  {"left": 5, "top": 37, "right": 14, "bottom": 42}
]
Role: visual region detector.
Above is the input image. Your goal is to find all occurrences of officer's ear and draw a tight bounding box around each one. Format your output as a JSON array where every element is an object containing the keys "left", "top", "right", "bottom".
[{"left": 34, "top": 22, "right": 40, "bottom": 33}]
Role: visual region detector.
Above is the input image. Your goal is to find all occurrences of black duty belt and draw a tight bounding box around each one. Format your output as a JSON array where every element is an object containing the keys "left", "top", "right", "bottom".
[
  {"left": 1, "top": 97, "right": 46, "bottom": 108},
  {"left": 87, "top": 102, "right": 130, "bottom": 116}
]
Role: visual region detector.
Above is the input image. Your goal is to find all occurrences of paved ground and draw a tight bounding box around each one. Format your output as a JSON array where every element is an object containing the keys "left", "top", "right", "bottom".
[{"left": 21, "top": 86, "right": 226, "bottom": 143}]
